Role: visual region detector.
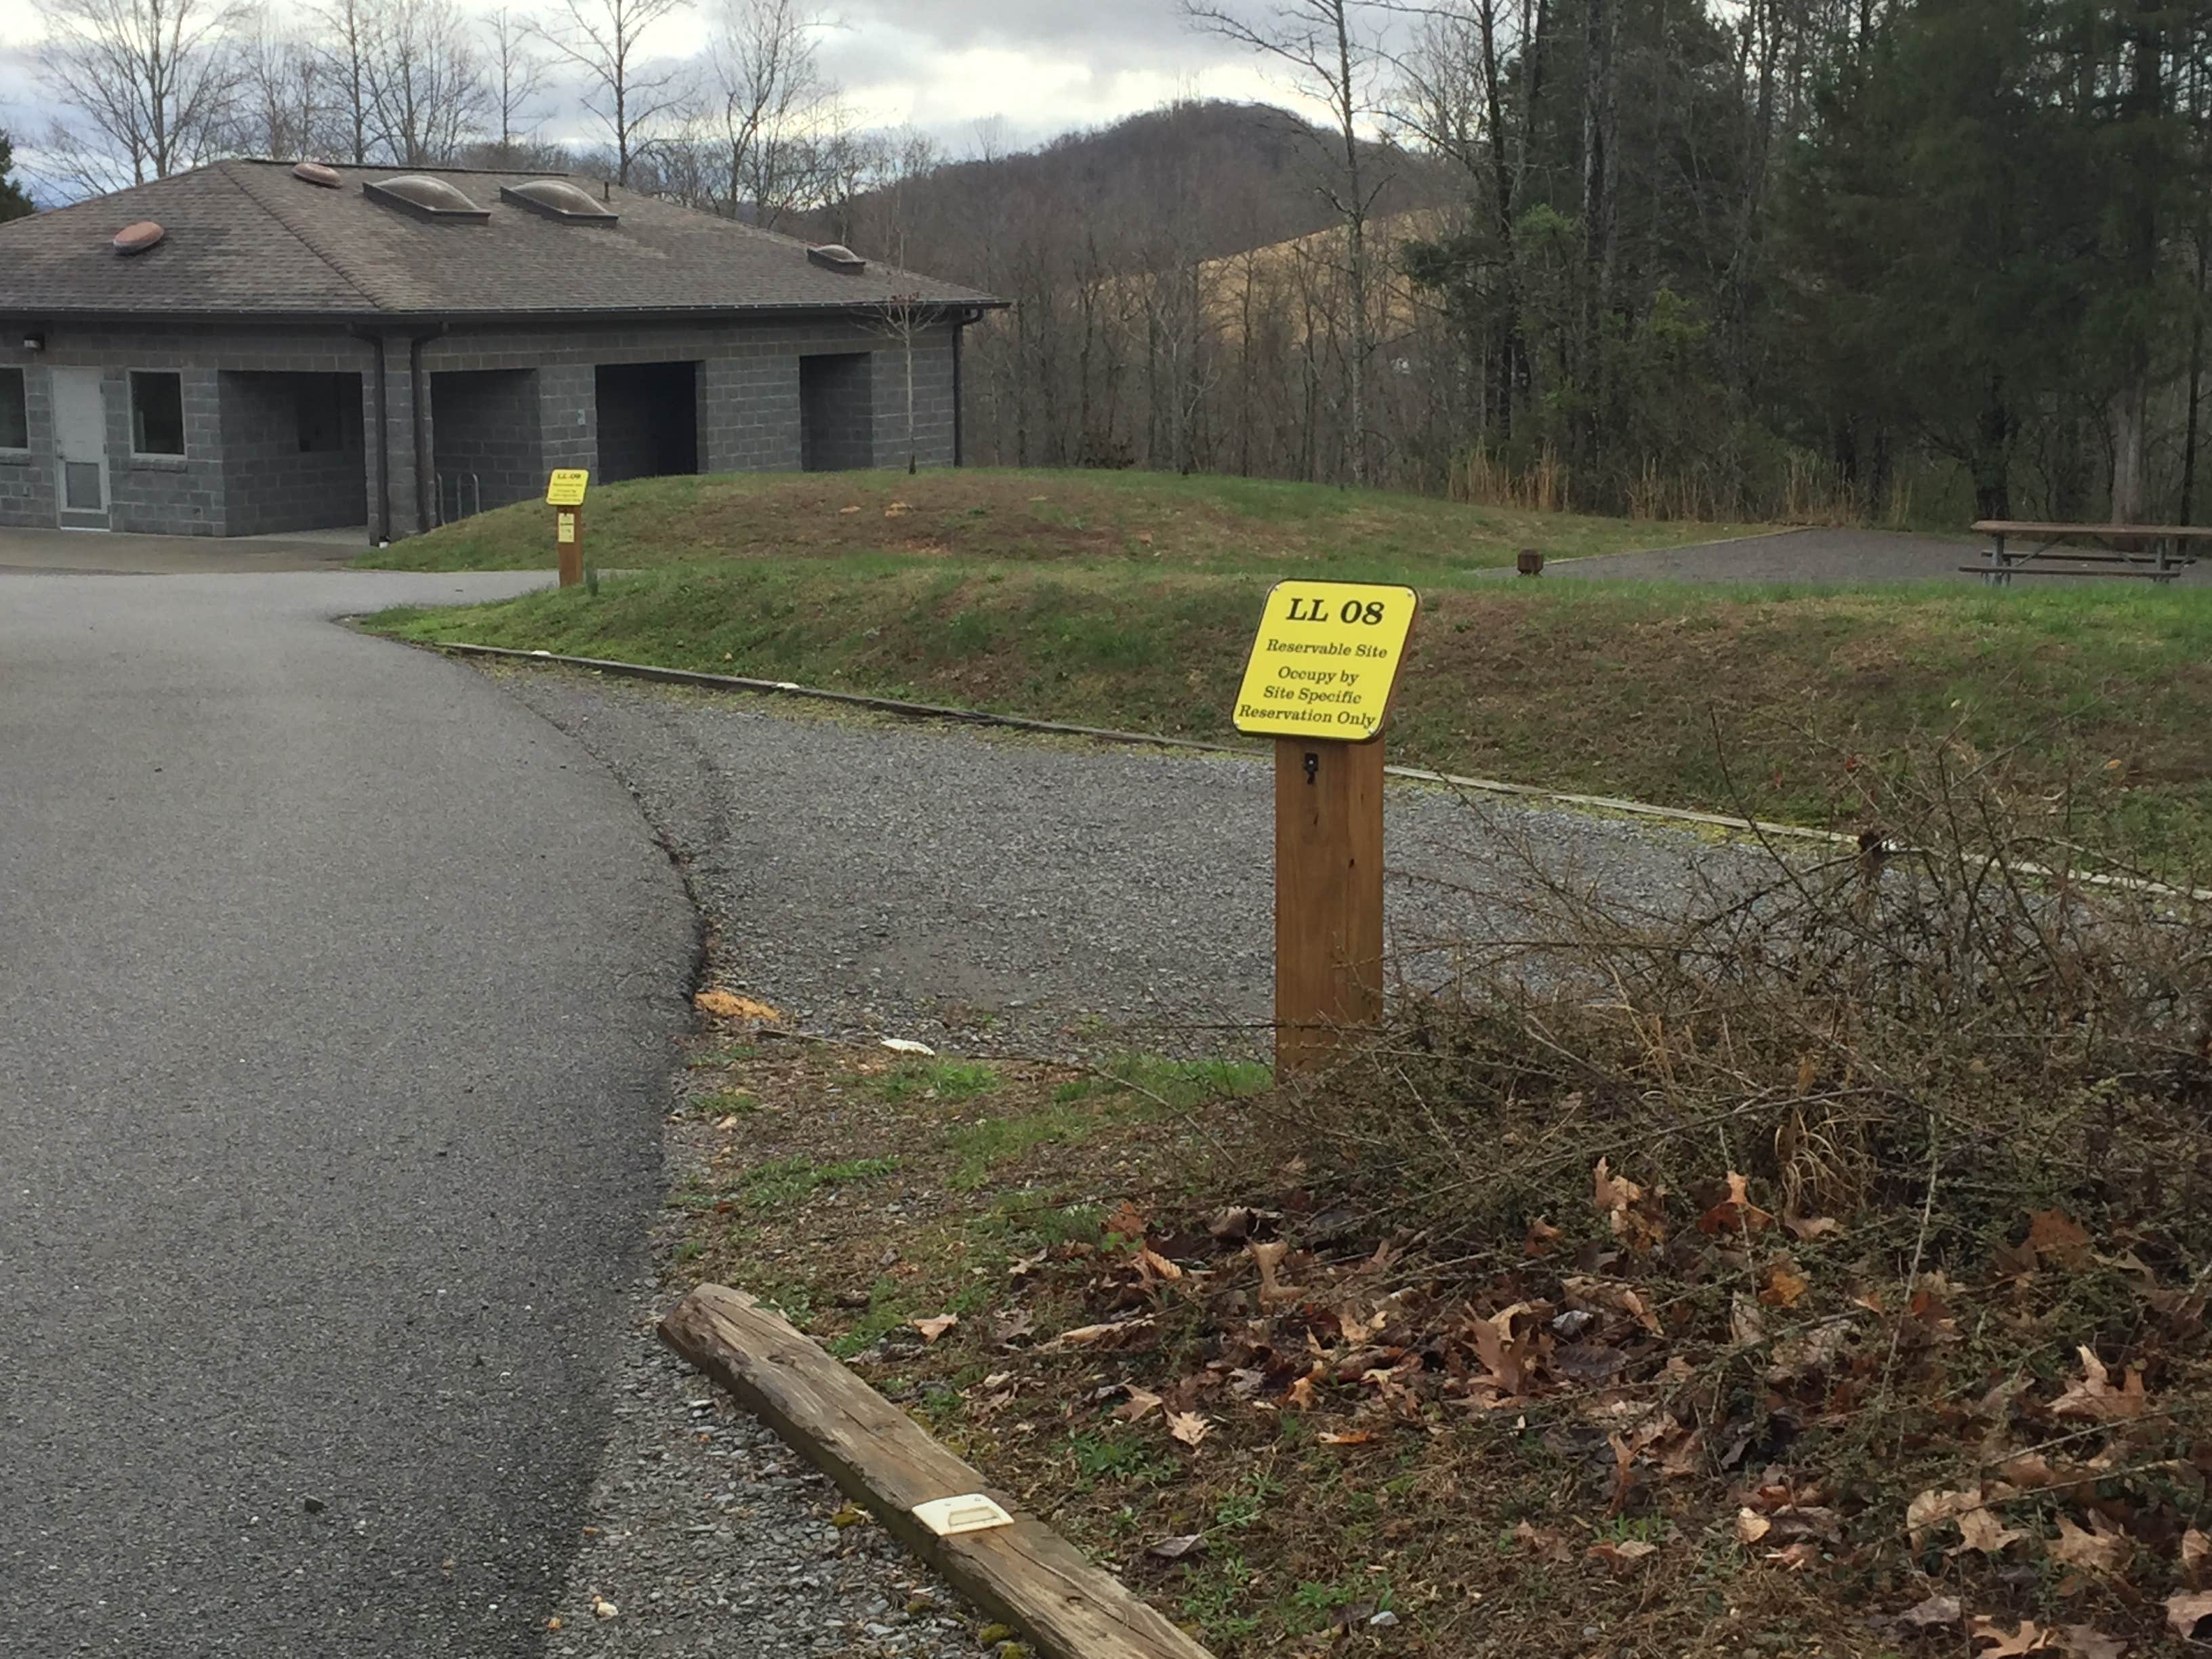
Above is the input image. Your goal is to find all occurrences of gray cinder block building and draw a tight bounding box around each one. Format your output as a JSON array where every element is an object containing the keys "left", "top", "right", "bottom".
[{"left": 0, "top": 161, "right": 999, "bottom": 541}]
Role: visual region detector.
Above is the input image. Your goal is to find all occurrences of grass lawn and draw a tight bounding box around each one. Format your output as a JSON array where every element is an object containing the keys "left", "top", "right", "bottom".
[{"left": 353, "top": 467, "right": 1754, "bottom": 580}]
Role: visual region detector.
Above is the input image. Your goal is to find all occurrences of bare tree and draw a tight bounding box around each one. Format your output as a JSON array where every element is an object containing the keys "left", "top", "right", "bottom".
[
  {"left": 867, "top": 293, "right": 930, "bottom": 473},
  {"left": 480, "top": 7, "right": 550, "bottom": 163},
  {"left": 308, "top": 0, "right": 378, "bottom": 163},
  {"left": 1183, "top": 0, "right": 1390, "bottom": 483},
  {"left": 709, "top": 0, "right": 841, "bottom": 228},
  {"left": 231, "top": 14, "right": 325, "bottom": 158},
  {"left": 1390, "top": 0, "right": 1535, "bottom": 438},
  {"left": 363, "top": 0, "right": 485, "bottom": 164},
  {"left": 36, "top": 0, "right": 244, "bottom": 192},
  {"left": 539, "top": 0, "right": 691, "bottom": 185}
]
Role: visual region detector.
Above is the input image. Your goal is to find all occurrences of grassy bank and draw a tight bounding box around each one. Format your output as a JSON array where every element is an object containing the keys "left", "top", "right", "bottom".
[
  {"left": 371, "top": 554, "right": 2212, "bottom": 874},
  {"left": 352, "top": 468, "right": 1755, "bottom": 579}
]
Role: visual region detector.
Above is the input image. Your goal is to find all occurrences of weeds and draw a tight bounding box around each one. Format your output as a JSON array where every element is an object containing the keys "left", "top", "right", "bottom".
[
  {"left": 733, "top": 1154, "right": 898, "bottom": 1211},
  {"left": 879, "top": 1058, "right": 999, "bottom": 1103}
]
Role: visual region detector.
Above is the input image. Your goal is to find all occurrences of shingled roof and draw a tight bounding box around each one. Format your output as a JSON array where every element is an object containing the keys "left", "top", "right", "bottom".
[{"left": 0, "top": 160, "right": 999, "bottom": 321}]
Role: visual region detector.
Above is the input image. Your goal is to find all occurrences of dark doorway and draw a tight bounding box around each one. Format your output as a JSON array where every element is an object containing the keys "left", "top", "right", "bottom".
[
  {"left": 595, "top": 361, "right": 699, "bottom": 483},
  {"left": 217, "top": 370, "right": 367, "bottom": 535},
  {"left": 800, "top": 352, "right": 874, "bottom": 471}
]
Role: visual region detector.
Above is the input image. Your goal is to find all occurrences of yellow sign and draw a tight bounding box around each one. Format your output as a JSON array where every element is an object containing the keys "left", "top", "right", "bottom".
[
  {"left": 546, "top": 468, "right": 590, "bottom": 506},
  {"left": 1233, "top": 580, "right": 1418, "bottom": 741}
]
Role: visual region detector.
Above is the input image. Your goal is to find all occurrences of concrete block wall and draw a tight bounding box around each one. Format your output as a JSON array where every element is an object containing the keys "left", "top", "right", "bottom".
[
  {"left": 105, "top": 365, "right": 224, "bottom": 536},
  {"left": 422, "top": 315, "right": 962, "bottom": 487},
  {"left": 0, "top": 325, "right": 378, "bottom": 534},
  {"left": 218, "top": 371, "right": 367, "bottom": 535},
  {"left": 429, "top": 369, "right": 543, "bottom": 514},
  {"left": 0, "top": 361, "right": 54, "bottom": 527},
  {"left": 699, "top": 354, "right": 800, "bottom": 472},
  {"left": 538, "top": 364, "right": 596, "bottom": 477},
  {"left": 0, "top": 315, "right": 968, "bottom": 536},
  {"left": 869, "top": 327, "right": 957, "bottom": 472}
]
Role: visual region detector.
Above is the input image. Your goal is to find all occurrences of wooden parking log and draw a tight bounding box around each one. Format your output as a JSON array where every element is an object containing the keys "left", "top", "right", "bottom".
[
  {"left": 1232, "top": 580, "right": 1418, "bottom": 1076},
  {"left": 659, "top": 1285, "right": 1216, "bottom": 1659},
  {"left": 546, "top": 468, "right": 590, "bottom": 586}
]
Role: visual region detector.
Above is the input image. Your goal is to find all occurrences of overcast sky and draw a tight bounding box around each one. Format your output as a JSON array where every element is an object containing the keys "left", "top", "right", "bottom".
[{"left": 0, "top": 0, "right": 1328, "bottom": 197}]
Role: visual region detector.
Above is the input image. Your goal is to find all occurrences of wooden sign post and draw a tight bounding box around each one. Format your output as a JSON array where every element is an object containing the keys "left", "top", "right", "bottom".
[
  {"left": 547, "top": 468, "right": 590, "bottom": 586},
  {"left": 1233, "top": 581, "right": 1418, "bottom": 1076}
]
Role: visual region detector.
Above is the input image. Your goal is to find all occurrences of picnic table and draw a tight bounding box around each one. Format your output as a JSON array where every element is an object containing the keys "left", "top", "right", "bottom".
[{"left": 1967, "top": 520, "right": 2211, "bottom": 585}]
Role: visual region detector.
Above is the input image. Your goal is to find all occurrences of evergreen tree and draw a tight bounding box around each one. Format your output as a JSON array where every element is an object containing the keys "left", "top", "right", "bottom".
[{"left": 0, "top": 133, "right": 32, "bottom": 222}]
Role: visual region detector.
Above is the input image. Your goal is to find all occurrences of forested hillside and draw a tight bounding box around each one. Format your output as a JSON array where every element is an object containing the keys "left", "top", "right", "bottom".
[{"left": 859, "top": 3, "right": 2212, "bottom": 527}]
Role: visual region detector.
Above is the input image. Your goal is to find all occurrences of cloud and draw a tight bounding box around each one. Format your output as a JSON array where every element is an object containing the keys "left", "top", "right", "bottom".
[{"left": 0, "top": 0, "right": 1338, "bottom": 192}]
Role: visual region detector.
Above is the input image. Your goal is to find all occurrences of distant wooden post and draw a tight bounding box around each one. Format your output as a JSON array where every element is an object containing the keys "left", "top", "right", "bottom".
[
  {"left": 556, "top": 504, "right": 583, "bottom": 587},
  {"left": 547, "top": 468, "right": 590, "bottom": 587},
  {"left": 1233, "top": 581, "right": 1418, "bottom": 1077}
]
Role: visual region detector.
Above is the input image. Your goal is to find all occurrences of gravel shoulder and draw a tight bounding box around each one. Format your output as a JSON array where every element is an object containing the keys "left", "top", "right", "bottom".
[
  {"left": 492, "top": 665, "right": 1731, "bottom": 1057},
  {"left": 512, "top": 661, "right": 1749, "bottom": 1656}
]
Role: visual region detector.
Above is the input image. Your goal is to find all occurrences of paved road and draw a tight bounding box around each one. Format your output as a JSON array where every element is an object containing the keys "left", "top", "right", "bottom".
[
  {"left": 0, "top": 567, "right": 696, "bottom": 1655},
  {"left": 0, "top": 525, "right": 374, "bottom": 575},
  {"left": 1531, "top": 525, "right": 2212, "bottom": 586}
]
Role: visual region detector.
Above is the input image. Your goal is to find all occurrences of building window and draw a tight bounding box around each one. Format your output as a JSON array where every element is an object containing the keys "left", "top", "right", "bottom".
[
  {"left": 131, "top": 371, "right": 184, "bottom": 457},
  {"left": 0, "top": 368, "right": 24, "bottom": 449}
]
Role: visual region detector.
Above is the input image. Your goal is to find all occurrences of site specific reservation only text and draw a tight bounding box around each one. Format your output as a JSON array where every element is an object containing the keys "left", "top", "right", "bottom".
[{"left": 1232, "top": 580, "right": 1420, "bottom": 742}]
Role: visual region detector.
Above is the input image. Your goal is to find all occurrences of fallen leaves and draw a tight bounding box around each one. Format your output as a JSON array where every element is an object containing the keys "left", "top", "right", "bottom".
[
  {"left": 1954, "top": 1506, "right": 2028, "bottom": 1558},
  {"left": 1963, "top": 1621, "right": 2127, "bottom": 1659},
  {"left": 1248, "top": 1239, "right": 1295, "bottom": 1307},
  {"left": 910, "top": 1314, "right": 958, "bottom": 1343},
  {"left": 1895, "top": 1593, "right": 1963, "bottom": 1631},
  {"left": 1166, "top": 1411, "right": 1210, "bottom": 1449},
  {"left": 1593, "top": 1158, "right": 1666, "bottom": 1250},
  {"left": 2050, "top": 1347, "right": 2150, "bottom": 1422},
  {"left": 1699, "top": 1170, "right": 1775, "bottom": 1235},
  {"left": 1471, "top": 1303, "right": 1542, "bottom": 1396},
  {"left": 1049, "top": 1315, "right": 1155, "bottom": 1351},
  {"left": 693, "top": 989, "right": 779, "bottom": 1021},
  {"left": 2048, "top": 1513, "right": 2132, "bottom": 1576},
  {"left": 2185, "top": 1528, "right": 2212, "bottom": 1587},
  {"left": 1759, "top": 1257, "right": 1811, "bottom": 1309},
  {"left": 2169, "top": 1591, "right": 2212, "bottom": 1641},
  {"left": 1514, "top": 1520, "right": 1572, "bottom": 1563},
  {"left": 1971, "top": 1618, "right": 2057, "bottom": 1656},
  {"left": 1145, "top": 1534, "right": 1205, "bottom": 1561},
  {"left": 1585, "top": 1537, "right": 1659, "bottom": 1575},
  {"left": 2026, "top": 1210, "right": 2093, "bottom": 1271},
  {"left": 1114, "top": 1387, "right": 1162, "bottom": 1424},
  {"left": 1906, "top": 1485, "right": 2020, "bottom": 1549}
]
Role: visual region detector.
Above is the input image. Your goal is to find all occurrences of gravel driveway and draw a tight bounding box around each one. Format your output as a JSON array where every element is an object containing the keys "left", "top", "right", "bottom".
[
  {"left": 498, "top": 662, "right": 1748, "bottom": 1656},
  {"left": 496, "top": 666, "right": 1728, "bottom": 1057}
]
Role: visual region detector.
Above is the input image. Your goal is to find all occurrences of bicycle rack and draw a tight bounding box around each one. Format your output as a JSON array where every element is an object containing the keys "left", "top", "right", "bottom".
[{"left": 434, "top": 472, "right": 481, "bottom": 526}]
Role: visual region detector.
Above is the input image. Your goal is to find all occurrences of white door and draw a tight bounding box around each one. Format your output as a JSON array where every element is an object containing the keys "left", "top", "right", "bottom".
[{"left": 51, "top": 367, "right": 109, "bottom": 529}]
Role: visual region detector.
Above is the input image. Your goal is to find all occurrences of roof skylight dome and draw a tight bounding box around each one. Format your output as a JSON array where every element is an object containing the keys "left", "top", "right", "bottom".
[
  {"left": 363, "top": 175, "right": 491, "bottom": 222},
  {"left": 499, "top": 179, "right": 619, "bottom": 224},
  {"left": 806, "top": 244, "right": 865, "bottom": 273}
]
